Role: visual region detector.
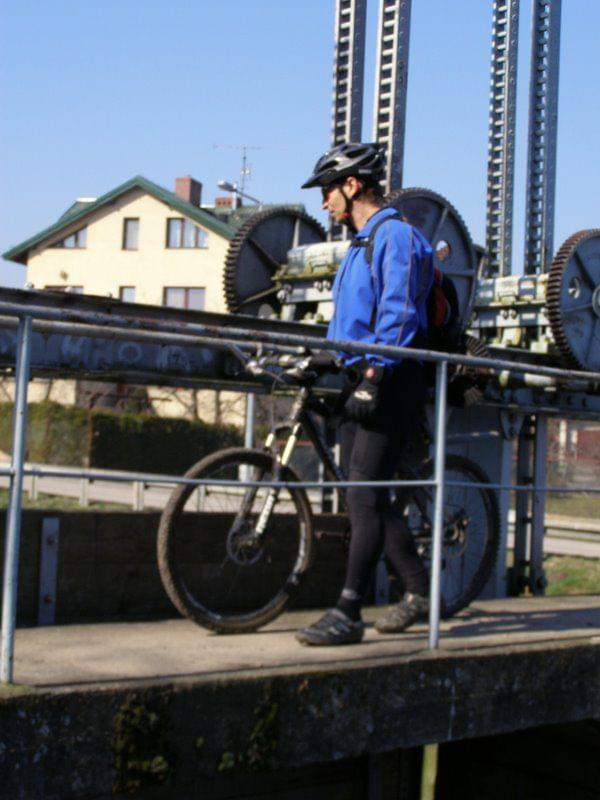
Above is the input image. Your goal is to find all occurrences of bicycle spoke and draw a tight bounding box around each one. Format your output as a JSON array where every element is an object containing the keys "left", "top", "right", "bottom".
[
  {"left": 396, "top": 457, "right": 500, "bottom": 616},
  {"left": 157, "top": 448, "right": 313, "bottom": 632}
]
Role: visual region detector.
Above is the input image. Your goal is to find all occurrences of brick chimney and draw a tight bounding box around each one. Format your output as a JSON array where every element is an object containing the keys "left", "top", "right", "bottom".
[{"left": 174, "top": 176, "right": 202, "bottom": 206}]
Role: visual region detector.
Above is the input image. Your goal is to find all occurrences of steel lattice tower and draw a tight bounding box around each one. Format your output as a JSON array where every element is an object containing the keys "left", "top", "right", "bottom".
[
  {"left": 485, "top": 0, "right": 520, "bottom": 277},
  {"left": 331, "top": 0, "right": 367, "bottom": 147},
  {"left": 523, "top": 0, "right": 562, "bottom": 274},
  {"left": 372, "top": 0, "right": 412, "bottom": 194},
  {"left": 330, "top": 0, "right": 367, "bottom": 239}
]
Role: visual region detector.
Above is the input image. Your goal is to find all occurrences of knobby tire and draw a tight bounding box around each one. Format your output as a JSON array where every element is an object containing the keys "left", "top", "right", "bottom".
[{"left": 157, "top": 447, "right": 314, "bottom": 633}]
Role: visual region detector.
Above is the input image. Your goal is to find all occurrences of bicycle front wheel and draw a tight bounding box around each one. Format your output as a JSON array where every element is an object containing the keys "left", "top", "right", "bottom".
[
  {"left": 157, "top": 447, "right": 314, "bottom": 633},
  {"left": 397, "top": 454, "right": 500, "bottom": 617}
]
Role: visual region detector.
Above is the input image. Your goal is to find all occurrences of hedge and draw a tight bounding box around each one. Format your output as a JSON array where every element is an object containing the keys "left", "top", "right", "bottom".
[{"left": 0, "top": 401, "right": 242, "bottom": 474}]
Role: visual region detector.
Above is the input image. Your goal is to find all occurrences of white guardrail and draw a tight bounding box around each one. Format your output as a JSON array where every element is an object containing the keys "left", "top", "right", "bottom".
[
  {"left": 2, "top": 459, "right": 598, "bottom": 553},
  {"left": 1, "top": 461, "right": 599, "bottom": 537}
]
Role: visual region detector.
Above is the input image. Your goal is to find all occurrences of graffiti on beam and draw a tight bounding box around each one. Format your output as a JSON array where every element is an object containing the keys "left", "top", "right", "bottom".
[{"left": 0, "top": 329, "right": 227, "bottom": 380}]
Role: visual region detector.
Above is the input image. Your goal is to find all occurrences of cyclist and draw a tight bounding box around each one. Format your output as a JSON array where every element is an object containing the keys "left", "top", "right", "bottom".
[{"left": 296, "top": 142, "right": 434, "bottom": 646}]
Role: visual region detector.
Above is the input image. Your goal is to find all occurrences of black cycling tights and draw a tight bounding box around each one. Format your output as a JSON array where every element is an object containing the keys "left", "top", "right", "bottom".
[{"left": 337, "top": 364, "right": 429, "bottom": 619}]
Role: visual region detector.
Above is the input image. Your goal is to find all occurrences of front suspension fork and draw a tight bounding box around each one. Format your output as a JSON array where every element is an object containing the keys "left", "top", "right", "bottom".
[{"left": 251, "top": 404, "right": 304, "bottom": 537}]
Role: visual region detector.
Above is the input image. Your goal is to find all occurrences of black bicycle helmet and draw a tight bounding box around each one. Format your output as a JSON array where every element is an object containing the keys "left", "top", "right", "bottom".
[{"left": 301, "top": 142, "right": 386, "bottom": 189}]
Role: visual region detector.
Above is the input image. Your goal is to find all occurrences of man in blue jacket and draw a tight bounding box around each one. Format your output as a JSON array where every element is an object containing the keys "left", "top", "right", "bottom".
[{"left": 296, "top": 142, "right": 433, "bottom": 646}]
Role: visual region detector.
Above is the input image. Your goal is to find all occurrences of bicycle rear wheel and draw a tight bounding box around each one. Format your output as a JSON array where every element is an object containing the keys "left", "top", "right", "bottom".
[
  {"left": 397, "top": 454, "right": 500, "bottom": 616},
  {"left": 157, "top": 447, "right": 314, "bottom": 633}
]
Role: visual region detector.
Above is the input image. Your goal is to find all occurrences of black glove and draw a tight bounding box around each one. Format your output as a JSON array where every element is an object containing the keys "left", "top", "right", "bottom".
[{"left": 344, "top": 364, "right": 385, "bottom": 422}]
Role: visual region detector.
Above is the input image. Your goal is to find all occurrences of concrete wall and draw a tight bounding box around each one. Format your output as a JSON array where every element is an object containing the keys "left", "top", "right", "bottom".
[
  {"left": 0, "top": 510, "right": 348, "bottom": 626},
  {"left": 0, "top": 377, "right": 76, "bottom": 406}
]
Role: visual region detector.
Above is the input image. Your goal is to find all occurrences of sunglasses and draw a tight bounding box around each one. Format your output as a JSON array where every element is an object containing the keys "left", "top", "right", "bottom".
[{"left": 321, "top": 183, "right": 343, "bottom": 201}]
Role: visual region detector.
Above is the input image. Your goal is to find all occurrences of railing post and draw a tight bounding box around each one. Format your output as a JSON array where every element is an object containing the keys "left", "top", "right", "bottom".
[
  {"left": 195, "top": 485, "right": 206, "bottom": 512},
  {"left": 428, "top": 359, "right": 448, "bottom": 650},
  {"left": 511, "top": 415, "right": 535, "bottom": 595},
  {"left": 79, "top": 477, "right": 90, "bottom": 508},
  {"left": 244, "top": 393, "right": 255, "bottom": 449},
  {"left": 133, "top": 481, "right": 144, "bottom": 511},
  {"left": 530, "top": 413, "right": 548, "bottom": 594},
  {"left": 331, "top": 443, "right": 341, "bottom": 514},
  {"left": 240, "top": 393, "right": 256, "bottom": 485},
  {"left": 1, "top": 316, "right": 33, "bottom": 683}
]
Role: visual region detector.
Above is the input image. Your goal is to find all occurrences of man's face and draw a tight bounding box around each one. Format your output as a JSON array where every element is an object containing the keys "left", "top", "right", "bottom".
[{"left": 321, "top": 181, "right": 348, "bottom": 222}]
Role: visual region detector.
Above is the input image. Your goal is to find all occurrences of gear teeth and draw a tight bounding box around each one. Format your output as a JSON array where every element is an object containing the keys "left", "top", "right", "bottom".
[
  {"left": 223, "top": 208, "right": 326, "bottom": 315},
  {"left": 464, "top": 334, "right": 491, "bottom": 359},
  {"left": 458, "top": 334, "right": 492, "bottom": 380},
  {"left": 546, "top": 229, "right": 600, "bottom": 371},
  {"left": 385, "top": 187, "right": 478, "bottom": 331}
]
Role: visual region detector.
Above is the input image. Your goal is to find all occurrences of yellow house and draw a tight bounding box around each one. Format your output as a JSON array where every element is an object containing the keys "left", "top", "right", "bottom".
[
  {"left": 3, "top": 175, "right": 235, "bottom": 312},
  {"left": 1, "top": 175, "right": 264, "bottom": 422}
]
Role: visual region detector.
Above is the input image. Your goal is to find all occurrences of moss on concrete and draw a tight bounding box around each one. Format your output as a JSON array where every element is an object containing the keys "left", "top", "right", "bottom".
[
  {"left": 217, "top": 686, "right": 279, "bottom": 773},
  {"left": 0, "top": 683, "right": 38, "bottom": 699},
  {"left": 113, "top": 696, "right": 175, "bottom": 794}
]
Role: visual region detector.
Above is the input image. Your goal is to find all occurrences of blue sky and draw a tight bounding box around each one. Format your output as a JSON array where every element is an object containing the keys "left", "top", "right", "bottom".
[{"left": 1, "top": 0, "right": 598, "bottom": 288}]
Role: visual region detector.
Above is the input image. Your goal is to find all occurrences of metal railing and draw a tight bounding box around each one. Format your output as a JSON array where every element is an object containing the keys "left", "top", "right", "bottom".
[
  {"left": 1, "top": 302, "right": 599, "bottom": 683},
  {"left": 3, "top": 465, "right": 598, "bottom": 541}
]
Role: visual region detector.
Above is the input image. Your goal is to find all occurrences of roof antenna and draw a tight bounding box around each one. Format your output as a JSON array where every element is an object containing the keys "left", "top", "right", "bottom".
[{"left": 213, "top": 143, "right": 263, "bottom": 196}]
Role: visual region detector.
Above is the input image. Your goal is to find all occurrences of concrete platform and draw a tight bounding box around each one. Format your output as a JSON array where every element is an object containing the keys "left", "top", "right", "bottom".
[
  {"left": 8, "top": 595, "right": 600, "bottom": 689},
  {"left": 1, "top": 595, "right": 599, "bottom": 799}
]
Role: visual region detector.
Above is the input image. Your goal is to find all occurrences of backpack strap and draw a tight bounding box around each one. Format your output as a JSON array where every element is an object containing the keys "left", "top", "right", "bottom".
[
  {"left": 348, "top": 211, "right": 405, "bottom": 334},
  {"left": 349, "top": 211, "right": 405, "bottom": 273}
]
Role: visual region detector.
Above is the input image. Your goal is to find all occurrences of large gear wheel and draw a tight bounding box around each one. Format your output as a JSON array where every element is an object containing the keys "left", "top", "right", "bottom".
[
  {"left": 385, "top": 187, "right": 478, "bottom": 329},
  {"left": 546, "top": 229, "right": 600, "bottom": 371},
  {"left": 224, "top": 208, "right": 326, "bottom": 316}
]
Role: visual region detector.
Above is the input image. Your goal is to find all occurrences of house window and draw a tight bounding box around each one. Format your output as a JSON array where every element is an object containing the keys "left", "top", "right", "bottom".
[
  {"left": 166, "top": 218, "right": 208, "bottom": 248},
  {"left": 119, "top": 286, "right": 136, "bottom": 303},
  {"left": 50, "top": 227, "right": 87, "bottom": 249},
  {"left": 44, "top": 285, "right": 84, "bottom": 293},
  {"left": 122, "top": 218, "right": 139, "bottom": 250},
  {"left": 163, "top": 287, "right": 205, "bottom": 311}
]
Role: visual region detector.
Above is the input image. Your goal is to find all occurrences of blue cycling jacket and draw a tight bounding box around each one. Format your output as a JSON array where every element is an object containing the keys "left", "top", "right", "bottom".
[{"left": 327, "top": 207, "right": 434, "bottom": 367}]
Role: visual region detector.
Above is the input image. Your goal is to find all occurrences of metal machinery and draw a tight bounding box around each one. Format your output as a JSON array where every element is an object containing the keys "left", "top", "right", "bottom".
[
  {"left": 224, "top": 1, "right": 599, "bottom": 371},
  {"left": 1, "top": 1, "right": 598, "bottom": 601},
  {"left": 221, "top": 0, "right": 600, "bottom": 597}
]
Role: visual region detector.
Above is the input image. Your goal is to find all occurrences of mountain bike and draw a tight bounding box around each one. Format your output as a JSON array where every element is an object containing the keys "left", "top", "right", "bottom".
[{"left": 157, "top": 351, "right": 500, "bottom": 633}]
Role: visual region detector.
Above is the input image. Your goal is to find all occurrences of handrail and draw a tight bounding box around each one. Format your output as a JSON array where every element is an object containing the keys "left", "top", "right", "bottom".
[
  {"left": 0, "top": 300, "right": 599, "bottom": 383},
  {"left": 0, "top": 462, "right": 598, "bottom": 494},
  {"left": 1, "top": 300, "right": 599, "bottom": 684}
]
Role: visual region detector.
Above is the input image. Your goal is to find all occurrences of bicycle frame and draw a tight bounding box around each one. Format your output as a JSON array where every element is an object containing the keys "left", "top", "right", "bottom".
[
  {"left": 250, "top": 386, "right": 345, "bottom": 537},
  {"left": 250, "top": 380, "right": 456, "bottom": 554},
  {"left": 264, "top": 387, "right": 344, "bottom": 479}
]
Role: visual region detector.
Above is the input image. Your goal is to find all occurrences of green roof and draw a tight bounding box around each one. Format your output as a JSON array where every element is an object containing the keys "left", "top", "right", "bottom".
[
  {"left": 3, "top": 175, "right": 237, "bottom": 264},
  {"left": 57, "top": 199, "right": 96, "bottom": 222}
]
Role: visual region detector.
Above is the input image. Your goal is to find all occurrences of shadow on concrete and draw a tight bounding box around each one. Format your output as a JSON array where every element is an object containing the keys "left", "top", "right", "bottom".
[{"left": 444, "top": 602, "right": 600, "bottom": 638}]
